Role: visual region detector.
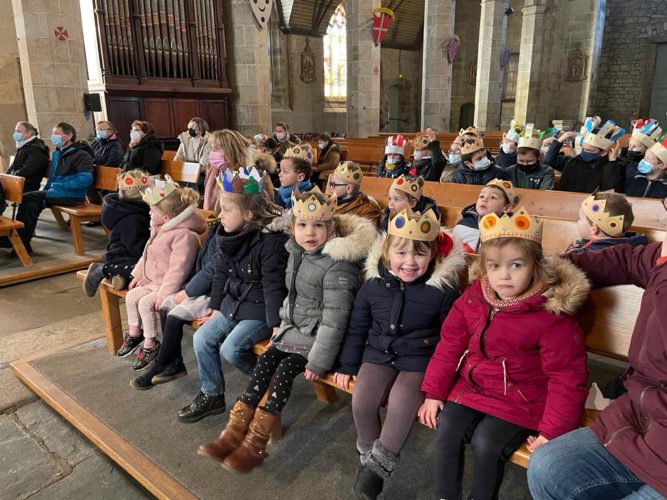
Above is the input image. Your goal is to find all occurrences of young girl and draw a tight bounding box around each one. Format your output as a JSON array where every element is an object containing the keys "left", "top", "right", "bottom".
[
  {"left": 197, "top": 188, "right": 377, "bottom": 472},
  {"left": 377, "top": 135, "right": 410, "bottom": 178},
  {"left": 419, "top": 208, "right": 590, "bottom": 500},
  {"left": 333, "top": 209, "right": 465, "bottom": 499},
  {"left": 116, "top": 177, "right": 206, "bottom": 371},
  {"left": 204, "top": 129, "right": 251, "bottom": 213},
  {"left": 379, "top": 170, "right": 441, "bottom": 232}
]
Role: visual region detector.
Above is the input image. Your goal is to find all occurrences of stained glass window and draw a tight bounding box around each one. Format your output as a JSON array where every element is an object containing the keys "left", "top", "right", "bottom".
[{"left": 323, "top": 4, "right": 346, "bottom": 106}]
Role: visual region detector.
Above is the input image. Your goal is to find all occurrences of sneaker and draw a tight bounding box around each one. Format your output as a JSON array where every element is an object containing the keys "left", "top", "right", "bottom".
[
  {"left": 151, "top": 358, "right": 187, "bottom": 384},
  {"left": 111, "top": 275, "right": 128, "bottom": 291},
  {"left": 83, "top": 263, "right": 105, "bottom": 297},
  {"left": 133, "top": 341, "right": 161, "bottom": 371},
  {"left": 116, "top": 332, "right": 144, "bottom": 357},
  {"left": 177, "top": 392, "right": 226, "bottom": 423},
  {"left": 130, "top": 361, "right": 164, "bottom": 390}
]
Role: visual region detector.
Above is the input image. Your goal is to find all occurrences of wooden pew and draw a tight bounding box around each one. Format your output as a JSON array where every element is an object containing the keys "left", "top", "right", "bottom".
[{"left": 0, "top": 173, "right": 32, "bottom": 265}]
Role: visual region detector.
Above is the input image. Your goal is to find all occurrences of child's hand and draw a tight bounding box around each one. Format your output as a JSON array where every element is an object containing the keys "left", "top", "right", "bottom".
[
  {"left": 526, "top": 434, "right": 549, "bottom": 453},
  {"left": 418, "top": 398, "right": 444, "bottom": 429},
  {"left": 304, "top": 369, "right": 319, "bottom": 381},
  {"left": 558, "top": 131, "right": 576, "bottom": 143},
  {"left": 426, "top": 127, "right": 437, "bottom": 143},
  {"left": 198, "top": 310, "right": 220, "bottom": 325},
  {"left": 608, "top": 141, "right": 621, "bottom": 161},
  {"left": 174, "top": 290, "right": 188, "bottom": 304},
  {"left": 333, "top": 372, "right": 352, "bottom": 390},
  {"left": 154, "top": 297, "right": 163, "bottom": 311},
  {"left": 128, "top": 278, "right": 138, "bottom": 290},
  {"left": 268, "top": 327, "right": 280, "bottom": 347}
]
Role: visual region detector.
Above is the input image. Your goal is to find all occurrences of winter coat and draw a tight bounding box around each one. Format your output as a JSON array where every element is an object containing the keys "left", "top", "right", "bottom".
[
  {"left": 90, "top": 136, "right": 124, "bottom": 167},
  {"left": 448, "top": 165, "right": 507, "bottom": 185},
  {"left": 452, "top": 203, "right": 481, "bottom": 252},
  {"left": 336, "top": 231, "right": 464, "bottom": 374},
  {"left": 174, "top": 131, "right": 210, "bottom": 167},
  {"left": 209, "top": 225, "right": 289, "bottom": 328},
  {"left": 503, "top": 162, "right": 555, "bottom": 190},
  {"left": 378, "top": 195, "right": 441, "bottom": 232},
  {"left": 44, "top": 141, "right": 94, "bottom": 200},
  {"left": 182, "top": 219, "right": 223, "bottom": 298},
  {"left": 272, "top": 214, "right": 377, "bottom": 376},
  {"left": 624, "top": 162, "right": 667, "bottom": 199},
  {"left": 566, "top": 232, "right": 648, "bottom": 255},
  {"left": 132, "top": 205, "right": 206, "bottom": 300},
  {"left": 121, "top": 134, "right": 164, "bottom": 175},
  {"left": 411, "top": 140, "right": 446, "bottom": 182},
  {"left": 100, "top": 193, "right": 150, "bottom": 269},
  {"left": 376, "top": 157, "right": 410, "bottom": 179},
  {"left": 7, "top": 137, "right": 50, "bottom": 193},
  {"left": 568, "top": 243, "right": 667, "bottom": 496},
  {"left": 272, "top": 133, "right": 300, "bottom": 156},
  {"left": 275, "top": 180, "right": 313, "bottom": 209},
  {"left": 316, "top": 142, "right": 341, "bottom": 179},
  {"left": 335, "top": 193, "right": 381, "bottom": 226},
  {"left": 495, "top": 149, "right": 517, "bottom": 168},
  {"left": 422, "top": 257, "right": 590, "bottom": 439}
]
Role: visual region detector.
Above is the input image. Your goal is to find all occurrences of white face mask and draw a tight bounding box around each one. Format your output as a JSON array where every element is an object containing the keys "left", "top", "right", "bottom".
[
  {"left": 473, "top": 157, "right": 491, "bottom": 171},
  {"left": 130, "top": 130, "right": 142, "bottom": 142},
  {"left": 318, "top": 142, "right": 326, "bottom": 150},
  {"left": 414, "top": 150, "right": 429, "bottom": 161},
  {"left": 276, "top": 132, "right": 286, "bottom": 141},
  {"left": 501, "top": 143, "right": 514, "bottom": 154}
]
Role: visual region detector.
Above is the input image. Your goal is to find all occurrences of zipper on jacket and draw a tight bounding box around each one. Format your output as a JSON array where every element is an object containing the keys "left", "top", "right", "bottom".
[
  {"left": 455, "top": 349, "right": 469, "bottom": 372},
  {"left": 454, "top": 386, "right": 471, "bottom": 404},
  {"left": 502, "top": 358, "right": 508, "bottom": 395},
  {"left": 287, "top": 253, "right": 302, "bottom": 323},
  {"left": 479, "top": 308, "right": 499, "bottom": 358},
  {"left": 603, "top": 426, "right": 633, "bottom": 448}
]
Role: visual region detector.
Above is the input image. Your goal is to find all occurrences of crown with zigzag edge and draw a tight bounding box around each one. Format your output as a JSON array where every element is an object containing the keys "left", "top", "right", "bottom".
[
  {"left": 459, "top": 126, "right": 480, "bottom": 138},
  {"left": 388, "top": 208, "right": 441, "bottom": 242},
  {"left": 141, "top": 175, "right": 178, "bottom": 206},
  {"left": 217, "top": 166, "right": 264, "bottom": 194},
  {"left": 485, "top": 179, "right": 520, "bottom": 207},
  {"left": 479, "top": 207, "right": 543, "bottom": 243},
  {"left": 631, "top": 118, "right": 662, "bottom": 148},
  {"left": 461, "top": 137, "right": 485, "bottom": 155},
  {"left": 284, "top": 144, "right": 313, "bottom": 165},
  {"left": 331, "top": 161, "right": 364, "bottom": 185},
  {"left": 581, "top": 194, "right": 627, "bottom": 237},
  {"left": 390, "top": 172, "right": 422, "bottom": 200},
  {"left": 291, "top": 185, "right": 336, "bottom": 221}
]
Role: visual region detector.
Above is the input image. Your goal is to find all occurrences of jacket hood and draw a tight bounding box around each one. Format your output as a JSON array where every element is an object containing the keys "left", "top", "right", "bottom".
[
  {"left": 364, "top": 230, "right": 466, "bottom": 291},
  {"left": 322, "top": 213, "right": 377, "bottom": 263},
  {"left": 469, "top": 255, "right": 590, "bottom": 315},
  {"left": 61, "top": 141, "right": 95, "bottom": 157},
  {"left": 323, "top": 142, "right": 340, "bottom": 155},
  {"left": 162, "top": 204, "right": 207, "bottom": 233},
  {"left": 252, "top": 151, "right": 278, "bottom": 174},
  {"left": 23, "top": 137, "right": 50, "bottom": 154},
  {"left": 101, "top": 193, "right": 149, "bottom": 229}
]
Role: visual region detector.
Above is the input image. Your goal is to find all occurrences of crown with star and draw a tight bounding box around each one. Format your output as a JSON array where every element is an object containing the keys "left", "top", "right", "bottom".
[
  {"left": 479, "top": 207, "right": 543, "bottom": 243},
  {"left": 581, "top": 193, "right": 627, "bottom": 237},
  {"left": 216, "top": 166, "right": 264, "bottom": 194},
  {"left": 141, "top": 175, "right": 178, "bottom": 206},
  {"left": 388, "top": 208, "right": 440, "bottom": 242},
  {"left": 291, "top": 186, "right": 337, "bottom": 221},
  {"left": 332, "top": 161, "right": 364, "bottom": 185}
]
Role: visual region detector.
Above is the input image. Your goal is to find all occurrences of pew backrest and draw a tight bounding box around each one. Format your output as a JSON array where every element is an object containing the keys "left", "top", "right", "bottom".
[{"left": 0, "top": 173, "right": 25, "bottom": 204}]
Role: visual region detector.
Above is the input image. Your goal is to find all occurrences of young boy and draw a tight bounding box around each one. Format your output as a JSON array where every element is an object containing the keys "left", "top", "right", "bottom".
[
  {"left": 328, "top": 161, "right": 381, "bottom": 226},
  {"left": 453, "top": 179, "right": 518, "bottom": 253},
  {"left": 449, "top": 137, "right": 506, "bottom": 185},
  {"left": 503, "top": 124, "right": 555, "bottom": 190},
  {"left": 377, "top": 135, "right": 410, "bottom": 178},
  {"left": 495, "top": 120, "right": 523, "bottom": 168},
  {"left": 625, "top": 129, "right": 667, "bottom": 199},
  {"left": 622, "top": 118, "right": 661, "bottom": 166},
  {"left": 275, "top": 144, "right": 313, "bottom": 208},
  {"left": 410, "top": 128, "right": 445, "bottom": 181},
  {"left": 567, "top": 192, "right": 648, "bottom": 254}
]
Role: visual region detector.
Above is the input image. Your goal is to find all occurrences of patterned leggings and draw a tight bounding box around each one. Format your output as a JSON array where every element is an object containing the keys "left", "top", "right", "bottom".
[{"left": 240, "top": 346, "right": 307, "bottom": 414}]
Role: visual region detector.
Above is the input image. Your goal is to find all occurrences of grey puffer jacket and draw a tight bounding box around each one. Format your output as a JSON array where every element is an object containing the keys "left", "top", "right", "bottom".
[{"left": 272, "top": 213, "right": 377, "bottom": 376}]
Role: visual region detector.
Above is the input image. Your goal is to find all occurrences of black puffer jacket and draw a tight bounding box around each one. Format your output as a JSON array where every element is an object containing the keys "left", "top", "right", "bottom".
[
  {"left": 182, "top": 219, "right": 222, "bottom": 298},
  {"left": 624, "top": 162, "right": 667, "bottom": 199},
  {"left": 121, "top": 134, "right": 164, "bottom": 175},
  {"left": 411, "top": 140, "right": 446, "bottom": 181},
  {"left": 449, "top": 164, "right": 507, "bottom": 185},
  {"left": 8, "top": 138, "right": 50, "bottom": 193},
  {"left": 494, "top": 148, "right": 517, "bottom": 168},
  {"left": 377, "top": 156, "right": 410, "bottom": 178},
  {"left": 90, "top": 137, "right": 125, "bottom": 167},
  {"left": 101, "top": 193, "right": 150, "bottom": 268}
]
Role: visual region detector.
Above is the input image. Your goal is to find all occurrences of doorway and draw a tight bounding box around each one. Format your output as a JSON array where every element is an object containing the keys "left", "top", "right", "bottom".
[{"left": 649, "top": 43, "right": 667, "bottom": 119}]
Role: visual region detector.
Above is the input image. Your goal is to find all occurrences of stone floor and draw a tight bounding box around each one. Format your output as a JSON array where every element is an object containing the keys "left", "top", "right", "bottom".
[{"left": 0, "top": 273, "right": 150, "bottom": 499}]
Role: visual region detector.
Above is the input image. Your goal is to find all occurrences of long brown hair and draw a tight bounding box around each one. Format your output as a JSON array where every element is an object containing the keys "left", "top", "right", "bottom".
[{"left": 208, "top": 129, "right": 250, "bottom": 170}]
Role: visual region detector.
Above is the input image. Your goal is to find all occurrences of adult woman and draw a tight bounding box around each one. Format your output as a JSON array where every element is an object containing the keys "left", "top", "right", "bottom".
[
  {"left": 121, "top": 121, "right": 163, "bottom": 175},
  {"left": 7, "top": 121, "right": 50, "bottom": 194}
]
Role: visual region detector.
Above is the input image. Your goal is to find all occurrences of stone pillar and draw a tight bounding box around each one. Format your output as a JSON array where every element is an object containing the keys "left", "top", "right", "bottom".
[
  {"left": 12, "top": 0, "right": 92, "bottom": 146},
  {"left": 223, "top": 0, "right": 272, "bottom": 135},
  {"left": 346, "top": 0, "right": 381, "bottom": 138},
  {"left": 474, "top": 0, "right": 508, "bottom": 131},
  {"left": 421, "top": 0, "right": 456, "bottom": 131}
]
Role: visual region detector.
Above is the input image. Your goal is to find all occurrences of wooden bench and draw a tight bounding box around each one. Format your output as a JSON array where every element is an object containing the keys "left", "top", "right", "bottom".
[{"left": 0, "top": 173, "right": 32, "bottom": 266}]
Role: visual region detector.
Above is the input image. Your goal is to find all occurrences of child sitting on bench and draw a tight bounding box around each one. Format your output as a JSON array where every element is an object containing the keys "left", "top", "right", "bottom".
[
  {"left": 378, "top": 171, "right": 440, "bottom": 232},
  {"left": 327, "top": 161, "right": 381, "bottom": 226}
]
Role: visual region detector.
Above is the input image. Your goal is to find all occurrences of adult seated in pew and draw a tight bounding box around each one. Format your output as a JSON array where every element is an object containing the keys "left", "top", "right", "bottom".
[
  {"left": 449, "top": 137, "right": 506, "bottom": 186},
  {"left": 121, "top": 120, "right": 164, "bottom": 175},
  {"left": 90, "top": 120, "right": 125, "bottom": 167},
  {"left": 271, "top": 121, "right": 300, "bottom": 155},
  {"left": 567, "top": 192, "right": 647, "bottom": 254},
  {"left": 420, "top": 209, "right": 589, "bottom": 500},
  {"left": 503, "top": 125, "right": 555, "bottom": 190},
  {"left": 495, "top": 120, "right": 523, "bottom": 168},
  {"left": 275, "top": 144, "right": 314, "bottom": 209},
  {"left": 625, "top": 136, "right": 667, "bottom": 199},
  {"left": 333, "top": 210, "right": 463, "bottom": 499},
  {"left": 377, "top": 135, "right": 410, "bottom": 179},
  {"left": 203, "top": 129, "right": 251, "bottom": 213},
  {"left": 173, "top": 117, "right": 211, "bottom": 192},
  {"left": 6, "top": 121, "right": 50, "bottom": 195},
  {"left": 312, "top": 132, "right": 341, "bottom": 185},
  {"left": 528, "top": 230, "right": 667, "bottom": 499},
  {"left": 379, "top": 172, "right": 440, "bottom": 232},
  {"left": 0, "top": 122, "right": 93, "bottom": 253},
  {"left": 327, "top": 161, "right": 381, "bottom": 226},
  {"left": 409, "top": 128, "right": 446, "bottom": 181}
]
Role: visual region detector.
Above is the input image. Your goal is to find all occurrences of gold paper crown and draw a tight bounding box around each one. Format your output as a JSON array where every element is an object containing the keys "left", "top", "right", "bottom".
[
  {"left": 390, "top": 173, "right": 422, "bottom": 200},
  {"left": 649, "top": 137, "right": 667, "bottom": 164},
  {"left": 461, "top": 137, "right": 485, "bottom": 155},
  {"left": 479, "top": 207, "right": 543, "bottom": 243},
  {"left": 580, "top": 116, "right": 626, "bottom": 150},
  {"left": 291, "top": 186, "right": 336, "bottom": 221},
  {"left": 517, "top": 123, "right": 542, "bottom": 150},
  {"left": 410, "top": 131, "right": 430, "bottom": 150},
  {"left": 284, "top": 144, "right": 314, "bottom": 165},
  {"left": 485, "top": 179, "right": 520, "bottom": 207},
  {"left": 142, "top": 175, "right": 178, "bottom": 206},
  {"left": 118, "top": 170, "right": 150, "bottom": 191},
  {"left": 459, "top": 126, "right": 480, "bottom": 138},
  {"left": 581, "top": 194, "right": 626, "bottom": 237},
  {"left": 332, "top": 161, "right": 363, "bottom": 185},
  {"left": 631, "top": 119, "right": 662, "bottom": 149},
  {"left": 388, "top": 208, "right": 440, "bottom": 242}
]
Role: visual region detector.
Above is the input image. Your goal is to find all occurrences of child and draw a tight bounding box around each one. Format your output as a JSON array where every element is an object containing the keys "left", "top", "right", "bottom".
[
  {"left": 449, "top": 137, "right": 506, "bottom": 185},
  {"left": 621, "top": 118, "right": 661, "bottom": 166},
  {"left": 503, "top": 125, "right": 556, "bottom": 190},
  {"left": 275, "top": 144, "right": 313, "bottom": 208},
  {"left": 377, "top": 135, "right": 410, "bottom": 178},
  {"left": 333, "top": 209, "right": 465, "bottom": 499},
  {"left": 116, "top": 177, "right": 206, "bottom": 370},
  {"left": 567, "top": 192, "right": 647, "bottom": 254},
  {"left": 453, "top": 179, "right": 518, "bottom": 253},
  {"left": 204, "top": 129, "right": 251, "bottom": 213},
  {"left": 410, "top": 128, "right": 445, "bottom": 181},
  {"left": 379, "top": 171, "right": 441, "bottom": 232},
  {"left": 328, "top": 161, "right": 381, "bottom": 225},
  {"left": 626, "top": 136, "right": 667, "bottom": 198},
  {"left": 197, "top": 188, "right": 376, "bottom": 472},
  {"left": 441, "top": 137, "right": 463, "bottom": 182},
  {"left": 495, "top": 120, "right": 523, "bottom": 168},
  {"left": 419, "top": 208, "right": 589, "bottom": 500},
  {"left": 83, "top": 170, "right": 151, "bottom": 296}
]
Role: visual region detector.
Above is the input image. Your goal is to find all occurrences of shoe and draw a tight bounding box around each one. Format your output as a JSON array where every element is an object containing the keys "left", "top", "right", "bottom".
[
  {"left": 116, "top": 332, "right": 144, "bottom": 357},
  {"left": 151, "top": 358, "right": 187, "bottom": 384},
  {"left": 198, "top": 400, "right": 255, "bottom": 462},
  {"left": 177, "top": 392, "right": 226, "bottom": 423},
  {"left": 130, "top": 361, "right": 165, "bottom": 390},
  {"left": 0, "top": 237, "right": 12, "bottom": 248},
  {"left": 83, "top": 263, "right": 105, "bottom": 297},
  {"left": 85, "top": 220, "right": 102, "bottom": 227},
  {"left": 133, "top": 341, "right": 161, "bottom": 371},
  {"left": 111, "top": 275, "right": 128, "bottom": 291},
  {"left": 222, "top": 407, "right": 279, "bottom": 473},
  {"left": 353, "top": 465, "right": 384, "bottom": 500}
]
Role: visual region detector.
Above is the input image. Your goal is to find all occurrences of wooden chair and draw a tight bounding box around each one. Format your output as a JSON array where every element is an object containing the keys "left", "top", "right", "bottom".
[{"left": 0, "top": 173, "right": 32, "bottom": 266}]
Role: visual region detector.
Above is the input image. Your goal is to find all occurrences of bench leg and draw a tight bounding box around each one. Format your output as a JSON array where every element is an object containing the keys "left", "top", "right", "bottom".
[
  {"left": 69, "top": 215, "right": 86, "bottom": 255},
  {"left": 7, "top": 230, "right": 32, "bottom": 266},
  {"left": 100, "top": 285, "right": 123, "bottom": 354},
  {"left": 50, "top": 208, "right": 69, "bottom": 231},
  {"left": 313, "top": 380, "right": 338, "bottom": 404}
]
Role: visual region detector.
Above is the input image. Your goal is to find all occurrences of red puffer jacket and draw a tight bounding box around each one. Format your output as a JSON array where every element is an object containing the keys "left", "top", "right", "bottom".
[{"left": 422, "top": 257, "right": 589, "bottom": 439}]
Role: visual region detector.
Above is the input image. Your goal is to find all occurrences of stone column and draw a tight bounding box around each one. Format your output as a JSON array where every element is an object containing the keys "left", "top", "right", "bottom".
[
  {"left": 223, "top": 0, "right": 272, "bottom": 135},
  {"left": 474, "top": 0, "right": 508, "bottom": 131},
  {"left": 421, "top": 0, "right": 456, "bottom": 131},
  {"left": 346, "top": 0, "right": 381, "bottom": 138},
  {"left": 12, "top": 0, "right": 92, "bottom": 145}
]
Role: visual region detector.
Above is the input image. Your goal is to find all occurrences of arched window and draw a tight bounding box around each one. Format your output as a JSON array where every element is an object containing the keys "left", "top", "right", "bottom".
[{"left": 323, "top": 4, "right": 346, "bottom": 107}]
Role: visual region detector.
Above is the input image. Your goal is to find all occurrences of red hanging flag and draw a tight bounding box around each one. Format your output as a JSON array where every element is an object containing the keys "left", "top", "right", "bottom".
[{"left": 372, "top": 8, "right": 394, "bottom": 46}]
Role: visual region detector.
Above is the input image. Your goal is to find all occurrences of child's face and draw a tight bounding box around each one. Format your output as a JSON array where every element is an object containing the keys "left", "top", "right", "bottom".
[
  {"left": 387, "top": 188, "right": 414, "bottom": 215},
  {"left": 387, "top": 240, "right": 432, "bottom": 283},
  {"left": 517, "top": 149, "right": 539, "bottom": 166},
  {"left": 577, "top": 208, "right": 596, "bottom": 239},
  {"left": 645, "top": 150, "right": 667, "bottom": 173},
  {"left": 386, "top": 153, "right": 402, "bottom": 163},
  {"left": 279, "top": 158, "right": 305, "bottom": 188},
  {"left": 150, "top": 206, "right": 169, "bottom": 226},
  {"left": 464, "top": 150, "right": 487, "bottom": 170},
  {"left": 503, "top": 140, "right": 518, "bottom": 152},
  {"left": 293, "top": 217, "right": 332, "bottom": 251},
  {"left": 476, "top": 187, "right": 511, "bottom": 217},
  {"left": 484, "top": 243, "right": 535, "bottom": 301},
  {"left": 328, "top": 175, "right": 353, "bottom": 199},
  {"left": 628, "top": 137, "right": 647, "bottom": 153},
  {"left": 219, "top": 194, "right": 250, "bottom": 233}
]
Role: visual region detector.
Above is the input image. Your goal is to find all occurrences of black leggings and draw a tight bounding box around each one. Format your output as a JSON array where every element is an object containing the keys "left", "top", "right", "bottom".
[
  {"left": 155, "top": 312, "right": 187, "bottom": 367},
  {"left": 436, "top": 402, "right": 534, "bottom": 500},
  {"left": 240, "top": 346, "right": 307, "bottom": 414}
]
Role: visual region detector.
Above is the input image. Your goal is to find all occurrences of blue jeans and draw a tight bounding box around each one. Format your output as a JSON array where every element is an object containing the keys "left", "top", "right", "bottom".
[
  {"left": 528, "top": 427, "right": 662, "bottom": 500},
  {"left": 192, "top": 313, "right": 270, "bottom": 396}
]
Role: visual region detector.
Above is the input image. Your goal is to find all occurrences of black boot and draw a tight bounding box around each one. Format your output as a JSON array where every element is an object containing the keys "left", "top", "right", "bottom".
[
  {"left": 177, "top": 392, "right": 226, "bottom": 423},
  {"left": 354, "top": 465, "right": 384, "bottom": 500},
  {"left": 130, "top": 361, "right": 165, "bottom": 390},
  {"left": 151, "top": 357, "right": 187, "bottom": 384},
  {"left": 356, "top": 440, "right": 398, "bottom": 499},
  {"left": 82, "top": 263, "right": 105, "bottom": 297}
]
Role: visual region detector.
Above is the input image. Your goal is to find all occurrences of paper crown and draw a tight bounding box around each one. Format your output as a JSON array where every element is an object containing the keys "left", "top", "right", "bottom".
[
  {"left": 577, "top": 116, "right": 626, "bottom": 150},
  {"left": 461, "top": 137, "right": 485, "bottom": 155},
  {"left": 517, "top": 124, "right": 557, "bottom": 151},
  {"left": 486, "top": 179, "right": 520, "bottom": 207},
  {"left": 388, "top": 208, "right": 440, "bottom": 242},
  {"left": 332, "top": 161, "right": 364, "bottom": 185},
  {"left": 479, "top": 207, "right": 543, "bottom": 243},
  {"left": 631, "top": 119, "right": 662, "bottom": 149},
  {"left": 390, "top": 171, "right": 422, "bottom": 200},
  {"left": 459, "top": 126, "right": 480, "bottom": 138},
  {"left": 291, "top": 186, "right": 336, "bottom": 221},
  {"left": 649, "top": 137, "right": 667, "bottom": 164},
  {"left": 581, "top": 194, "right": 626, "bottom": 237},
  {"left": 410, "top": 131, "right": 430, "bottom": 150},
  {"left": 118, "top": 171, "right": 150, "bottom": 191},
  {"left": 284, "top": 144, "right": 313, "bottom": 165},
  {"left": 385, "top": 135, "right": 407, "bottom": 155},
  {"left": 253, "top": 133, "right": 270, "bottom": 146},
  {"left": 503, "top": 120, "right": 524, "bottom": 144},
  {"left": 142, "top": 175, "right": 178, "bottom": 206},
  {"left": 216, "top": 166, "right": 264, "bottom": 194}
]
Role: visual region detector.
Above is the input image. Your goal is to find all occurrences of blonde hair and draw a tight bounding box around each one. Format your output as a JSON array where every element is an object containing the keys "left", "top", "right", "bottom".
[
  {"left": 584, "top": 192, "right": 634, "bottom": 234},
  {"left": 154, "top": 185, "right": 199, "bottom": 217},
  {"left": 208, "top": 129, "right": 250, "bottom": 170},
  {"left": 381, "top": 234, "right": 436, "bottom": 269},
  {"left": 480, "top": 237, "right": 546, "bottom": 283},
  {"left": 220, "top": 191, "right": 283, "bottom": 228}
]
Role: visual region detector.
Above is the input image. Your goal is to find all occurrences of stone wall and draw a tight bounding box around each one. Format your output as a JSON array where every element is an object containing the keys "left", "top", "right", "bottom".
[
  {"left": 380, "top": 48, "right": 421, "bottom": 133},
  {"left": 449, "top": 0, "right": 480, "bottom": 132}
]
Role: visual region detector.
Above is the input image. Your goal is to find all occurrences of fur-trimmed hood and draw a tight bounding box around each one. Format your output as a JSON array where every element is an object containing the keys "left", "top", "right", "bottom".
[
  {"left": 252, "top": 150, "right": 278, "bottom": 174},
  {"left": 161, "top": 204, "right": 207, "bottom": 233},
  {"left": 321, "top": 213, "right": 378, "bottom": 263}
]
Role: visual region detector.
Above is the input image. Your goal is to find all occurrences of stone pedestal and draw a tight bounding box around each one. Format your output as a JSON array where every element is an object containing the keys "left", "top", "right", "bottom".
[
  {"left": 474, "top": 0, "right": 508, "bottom": 131},
  {"left": 421, "top": 0, "right": 456, "bottom": 132},
  {"left": 346, "top": 0, "right": 381, "bottom": 138}
]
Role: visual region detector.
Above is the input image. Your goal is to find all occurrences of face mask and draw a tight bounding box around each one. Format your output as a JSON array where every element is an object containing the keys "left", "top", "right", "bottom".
[
  {"left": 518, "top": 162, "right": 538, "bottom": 170},
  {"left": 473, "top": 157, "right": 491, "bottom": 171},
  {"left": 637, "top": 159, "right": 655, "bottom": 175},
  {"left": 414, "top": 150, "right": 427, "bottom": 160},
  {"left": 51, "top": 134, "right": 64, "bottom": 148},
  {"left": 129, "top": 130, "right": 142, "bottom": 142},
  {"left": 96, "top": 130, "right": 108, "bottom": 140},
  {"left": 626, "top": 150, "right": 644, "bottom": 162},
  {"left": 501, "top": 143, "right": 514, "bottom": 154},
  {"left": 385, "top": 161, "right": 396, "bottom": 170},
  {"left": 580, "top": 151, "right": 599, "bottom": 163},
  {"left": 208, "top": 151, "right": 226, "bottom": 170},
  {"left": 13, "top": 132, "right": 23, "bottom": 143},
  {"left": 276, "top": 132, "right": 286, "bottom": 141},
  {"left": 318, "top": 142, "right": 326, "bottom": 150},
  {"left": 447, "top": 153, "right": 461, "bottom": 165},
  {"left": 188, "top": 128, "right": 197, "bottom": 138}
]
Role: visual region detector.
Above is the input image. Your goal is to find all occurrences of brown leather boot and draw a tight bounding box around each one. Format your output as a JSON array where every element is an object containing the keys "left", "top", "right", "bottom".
[
  {"left": 222, "top": 407, "right": 278, "bottom": 473},
  {"left": 197, "top": 400, "right": 255, "bottom": 463}
]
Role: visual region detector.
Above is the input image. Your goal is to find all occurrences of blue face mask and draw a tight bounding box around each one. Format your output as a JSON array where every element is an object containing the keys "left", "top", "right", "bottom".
[
  {"left": 448, "top": 153, "right": 461, "bottom": 165},
  {"left": 13, "top": 132, "right": 23, "bottom": 143},
  {"left": 637, "top": 159, "right": 655, "bottom": 175},
  {"left": 96, "top": 130, "right": 108, "bottom": 140},
  {"left": 51, "top": 134, "right": 64, "bottom": 148},
  {"left": 580, "top": 151, "right": 599, "bottom": 163},
  {"left": 473, "top": 157, "right": 491, "bottom": 171}
]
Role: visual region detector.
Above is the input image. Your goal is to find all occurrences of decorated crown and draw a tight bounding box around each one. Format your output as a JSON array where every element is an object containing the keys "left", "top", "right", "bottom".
[
  {"left": 291, "top": 186, "right": 336, "bottom": 221},
  {"left": 631, "top": 119, "right": 662, "bottom": 149},
  {"left": 461, "top": 137, "right": 485, "bottom": 155},
  {"left": 142, "top": 175, "right": 177, "bottom": 206},
  {"left": 118, "top": 171, "right": 150, "bottom": 191},
  {"left": 216, "top": 166, "right": 264, "bottom": 194},
  {"left": 332, "top": 161, "right": 364, "bottom": 185},
  {"left": 649, "top": 136, "right": 667, "bottom": 164},
  {"left": 390, "top": 171, "right": 422, "bottom": 200},
  {"left": 581, "top": 194, "right": 627, "bottom": 237},
  {"left": 578, "top": 116, "right": 625, "bottom": 150},
  {"left": 503, "top": 119, "right": 524, "bottom": 144},
  {"left": 385, "top": 135, "right": 407, "bottom": 155},
  {"left": 485, "top": 179, "right": 519, "bottom": 207},
  {"left": 410, "top": 131, "right": 430, "bottom": 150},
  {"left": 284, "top": 144, "right": 313, "bottom": 165},
  {"left": 388, "top": 208, "right": 440, "bottom": 242},
  {"left": 479, "top": 207, "right": 543, "bottom": 243},
  {"left": 517, "top": 124, "right": 556, "bottom": 151},
  {"left": 459, "top": 126, "right": 480, "bottom": 138}
]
